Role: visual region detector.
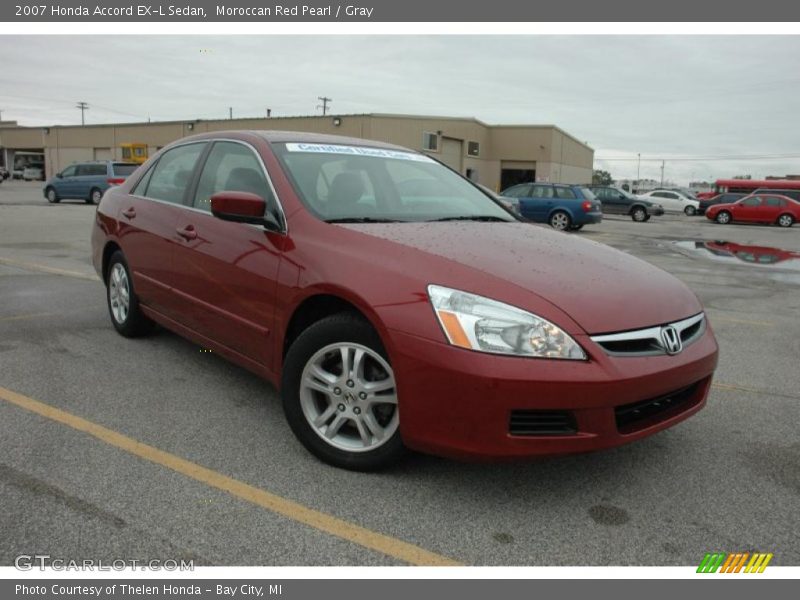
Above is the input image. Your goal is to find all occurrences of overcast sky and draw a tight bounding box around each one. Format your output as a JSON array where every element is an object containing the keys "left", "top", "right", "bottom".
[{"left": 2, "top": 35, "right": 799, "bottom": 184}]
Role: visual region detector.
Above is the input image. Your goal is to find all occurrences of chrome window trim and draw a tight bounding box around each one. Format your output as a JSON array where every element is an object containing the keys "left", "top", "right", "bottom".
[
  {"left": 590, "top": 313, "right": 706, "bottom": 357},
  {"left": 128, "top": 137, "right": 288, "bottom": 235}
]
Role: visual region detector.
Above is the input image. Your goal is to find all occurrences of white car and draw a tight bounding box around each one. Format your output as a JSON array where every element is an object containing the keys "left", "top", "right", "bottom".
[
  {"left": 638, "top": 189, "right": 700, "bottom": 215},
  {"left": 22, "top": 164, "right": 44, "bottom": 181}
]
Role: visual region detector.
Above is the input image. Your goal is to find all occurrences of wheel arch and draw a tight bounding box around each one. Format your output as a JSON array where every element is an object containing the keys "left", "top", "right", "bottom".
[
  {"left": 280, "top": 289, "right": 393, "bottom": 367},
  {"left": 101, "top": 241, "right": 122, "bottom": 282}
]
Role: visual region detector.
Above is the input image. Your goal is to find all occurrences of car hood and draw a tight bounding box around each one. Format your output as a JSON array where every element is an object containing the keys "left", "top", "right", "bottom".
[{"left": 341, "top": 222, "right": 702, "bottom": 334}]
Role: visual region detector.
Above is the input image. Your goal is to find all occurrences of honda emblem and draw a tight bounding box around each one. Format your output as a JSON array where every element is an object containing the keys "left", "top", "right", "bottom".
[{"left": 661, "top": 325, "right": 683, "bottom": 355}]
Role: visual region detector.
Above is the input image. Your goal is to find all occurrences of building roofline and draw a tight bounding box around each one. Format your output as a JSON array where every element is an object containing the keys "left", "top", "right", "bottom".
[{"left": 0, "top": 112, "right": 592, "bottom": 151}]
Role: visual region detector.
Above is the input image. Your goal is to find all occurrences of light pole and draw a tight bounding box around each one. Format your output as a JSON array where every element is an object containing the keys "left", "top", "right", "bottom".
[{"left": 637, "top": 153, "right": 641, "bottom": 184}]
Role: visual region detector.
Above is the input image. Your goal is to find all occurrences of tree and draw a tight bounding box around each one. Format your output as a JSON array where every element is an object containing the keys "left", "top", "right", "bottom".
[{"left": 592, "top": 169, "right": 613, "bottom": 185}]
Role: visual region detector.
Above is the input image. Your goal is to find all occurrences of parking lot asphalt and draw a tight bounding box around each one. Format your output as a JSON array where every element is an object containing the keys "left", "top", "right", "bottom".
[{"left": 1, "top": 180, "right": 798, "bottom": 566}]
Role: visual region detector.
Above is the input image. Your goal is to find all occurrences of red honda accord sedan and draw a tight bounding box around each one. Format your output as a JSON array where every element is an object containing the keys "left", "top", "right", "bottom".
[{"left": 91, "top": 131, "right": 719, "bottom": 470}]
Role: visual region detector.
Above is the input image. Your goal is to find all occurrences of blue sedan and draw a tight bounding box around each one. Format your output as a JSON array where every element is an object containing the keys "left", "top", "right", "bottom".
[{"left": 500, "top": 183, "right": 603, "bottom": 230}]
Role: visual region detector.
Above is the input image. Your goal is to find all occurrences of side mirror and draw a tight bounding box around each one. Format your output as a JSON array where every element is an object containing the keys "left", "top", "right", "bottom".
[{"left": 210, "top": 191, "right": 281, "bottom": 232}]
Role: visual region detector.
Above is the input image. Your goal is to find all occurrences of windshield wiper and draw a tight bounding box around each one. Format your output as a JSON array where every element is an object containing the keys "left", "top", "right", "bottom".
[
  {"left": 324, "top": 217, "right": 405, "bottom": 224},
  {"left": 428, "top": 215, "right": 511, "bottom": 222}
]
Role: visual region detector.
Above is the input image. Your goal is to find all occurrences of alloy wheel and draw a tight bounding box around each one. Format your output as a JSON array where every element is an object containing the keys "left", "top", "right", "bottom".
[
  {"left": 108, "top": 263, "right": 130, "bottom": 324},
  {"left": 778, "top": 214, "right": 793, "bottom": 228},
  {"left": 550, "top": 212, "right": 570, "bottom": 230},
  {"left": 299, "top": 342, "right": 399, "bottom": 452}
]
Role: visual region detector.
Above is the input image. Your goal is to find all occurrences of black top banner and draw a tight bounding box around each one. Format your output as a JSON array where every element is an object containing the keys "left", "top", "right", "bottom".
[{"left": 3, "top": 0, "right": 800, "bottom": 22}]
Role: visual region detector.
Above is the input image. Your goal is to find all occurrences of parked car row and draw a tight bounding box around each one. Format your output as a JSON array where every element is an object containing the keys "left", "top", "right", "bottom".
[{"left": 497, "top": 181, "right": 797, "bottom": 230}]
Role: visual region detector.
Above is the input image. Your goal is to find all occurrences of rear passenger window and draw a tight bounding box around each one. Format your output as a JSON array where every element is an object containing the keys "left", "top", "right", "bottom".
[
  {"left": 192, "top": 141, "right": 274, "bottom": 212},
  {"left": 132, "top": 165, "right": 154, "bottom": 196},
  {"left": 76, "top": 164, "right": 106, "bottom": 176},
  {"left": 555, "top": 187, "right": 577, "bottom": 199},
  {"left": 501, "top": 184, "right": 532, "bottom": 198},
  {"left": 144, "top": 143, "right": 206, "bottom": 204},
  {"left": 765, "top": 197, "right": 784, "bottom": 207},
  {"left": 533, "top": 185, "right": 554, "bottom": 198}
]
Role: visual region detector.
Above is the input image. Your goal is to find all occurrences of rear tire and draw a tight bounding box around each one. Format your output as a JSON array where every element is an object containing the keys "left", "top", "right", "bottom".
[
  {"left": 282, "top": 314, "right": 406, "bottom": 471},
  {"left": 106, "top": 251, "right": 154, "bottom": 337},
  {"left": 88, "top": 188, "right": 103, "bottom": 205},
  {"left": 715, "top": 211, "right": 731, "bottom": 225},
  {"left": 45, "top": 187, "right": 60, "bottom": 204},
  {"left": 549, "top": 210, "right": 571, "bottom": 231},
  {"left": 777, "top": 214, "right": 794, "bottom": 228}
]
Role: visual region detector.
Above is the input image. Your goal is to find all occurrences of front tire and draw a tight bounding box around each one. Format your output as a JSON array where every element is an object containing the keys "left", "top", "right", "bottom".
[
  {"left": 106, "top": 251, "right": 154, "bottom": 337},
  {"left": 549, "top": 210, "right": 571, "bottom": 231},
  {"left": 777, "top": 214, "right": 794, "bottom": 228},
  {"left": 45, "top": 187, "right": 60, "bottom": 203},
  {"left": 684, "top": 205, "right": 697, "bottom": 216},
  {"left": 282, "top": 314, "right": 405, "bottom": 471},
  {"left": 715, "top": 211, "right": 731, "bottom": 225},
  {"left": 631, "top": 207, "right": 647, "bottom": 222}
]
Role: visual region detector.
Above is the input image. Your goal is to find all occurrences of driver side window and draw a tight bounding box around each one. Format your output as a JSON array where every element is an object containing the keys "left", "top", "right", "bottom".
[{"left": 61, "top": 165, "right": 77, "bottom": 178}]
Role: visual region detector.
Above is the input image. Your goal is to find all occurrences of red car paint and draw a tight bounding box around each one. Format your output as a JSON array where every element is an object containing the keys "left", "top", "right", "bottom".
[
  {"left": 705, "top": 194, "right": 800, "bottom": 226},
  {"left": 91, "top": 131, "right": 718, "bottom": 460}
]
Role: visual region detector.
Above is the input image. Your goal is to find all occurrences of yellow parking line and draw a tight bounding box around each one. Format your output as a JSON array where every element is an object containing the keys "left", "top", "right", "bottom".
[
  {"left": 712, "top": 382, "right": 800, "bottom": 401},
  {"left": 708, "top": 316, "right": 775, "bottom": 327},
  {"left": 0, "top": 257, "right": 99, "bottom": 281},
  {"left": 0, "top": 385, "right": 460, "bottom": 567},
  {"left": 0, "top": 312, "right": 55, "bottom": 322}
]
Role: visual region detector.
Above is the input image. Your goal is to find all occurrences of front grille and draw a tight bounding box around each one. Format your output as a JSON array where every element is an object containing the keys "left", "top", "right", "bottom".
[
  {"left": 591, "top": 313, "right": 706, "bottom": 357},
  {"left": 615, "top": 382, "right": 702, "bottom": 433},
  {"left": 509, "top": 410, "right": 577, "bottom": 436}
]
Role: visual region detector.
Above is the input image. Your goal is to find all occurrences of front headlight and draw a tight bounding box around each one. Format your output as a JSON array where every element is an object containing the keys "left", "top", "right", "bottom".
[{"left": 427, "top": 285, "right": 586, "bottom": 360}]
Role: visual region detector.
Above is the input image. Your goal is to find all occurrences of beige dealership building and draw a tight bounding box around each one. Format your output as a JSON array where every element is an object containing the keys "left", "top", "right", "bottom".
[{"left": 0, "top": 113, "right": 593, "bottom": 190}]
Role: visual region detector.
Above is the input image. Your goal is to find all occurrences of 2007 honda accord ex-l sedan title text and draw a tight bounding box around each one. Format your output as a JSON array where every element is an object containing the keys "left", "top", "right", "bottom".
[{"left": 91, "top": 131, "right": 719, "bottom": 470}]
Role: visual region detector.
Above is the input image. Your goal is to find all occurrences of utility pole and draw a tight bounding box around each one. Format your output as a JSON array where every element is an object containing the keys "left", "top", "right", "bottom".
[
  {"left": 76, "top": 101, "right": 89, "bottom": 126},
  {"left": 317, "top": 96, "right": 332, "bottom": 116},
  {"left": 637, "top": 153, "right": 641, "bottom": 184},
  {"left": 229, "top": 107, "right": 233, "bottom": 120},
  {"left": 660, "top": 160, "right": 665, "bottom": 186}
]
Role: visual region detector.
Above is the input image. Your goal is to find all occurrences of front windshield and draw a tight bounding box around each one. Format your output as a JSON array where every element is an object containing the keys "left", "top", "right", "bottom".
[{"left": 273, "top": 142, "right": 515, "bottom": 223}]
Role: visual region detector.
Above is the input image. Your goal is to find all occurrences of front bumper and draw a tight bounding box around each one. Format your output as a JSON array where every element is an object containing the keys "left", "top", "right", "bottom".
[{"left": 388, "top": 325, "right": 718, "bottom": 460}]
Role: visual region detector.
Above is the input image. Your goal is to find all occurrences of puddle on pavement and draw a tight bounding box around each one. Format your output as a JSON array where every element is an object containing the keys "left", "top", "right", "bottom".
[{"left": 670, "top": 240, "right": 800, "bottom": 285}]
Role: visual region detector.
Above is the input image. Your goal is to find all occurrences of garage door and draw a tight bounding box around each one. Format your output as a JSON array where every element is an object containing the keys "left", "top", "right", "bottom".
[
  {"left": 93, "top": 147, "right": 112, "bottom": 160},
  {"left": 439, "top": 138, "right": 463, "bottom": 173}
]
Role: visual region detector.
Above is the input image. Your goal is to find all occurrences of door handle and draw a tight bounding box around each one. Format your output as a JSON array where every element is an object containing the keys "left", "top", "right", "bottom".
[
  {"left": 122, "top": 208, "right": 136, "bottom": 219},
  {"left": 176, "top": 225, "right": 198, "bottom": 241}
]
